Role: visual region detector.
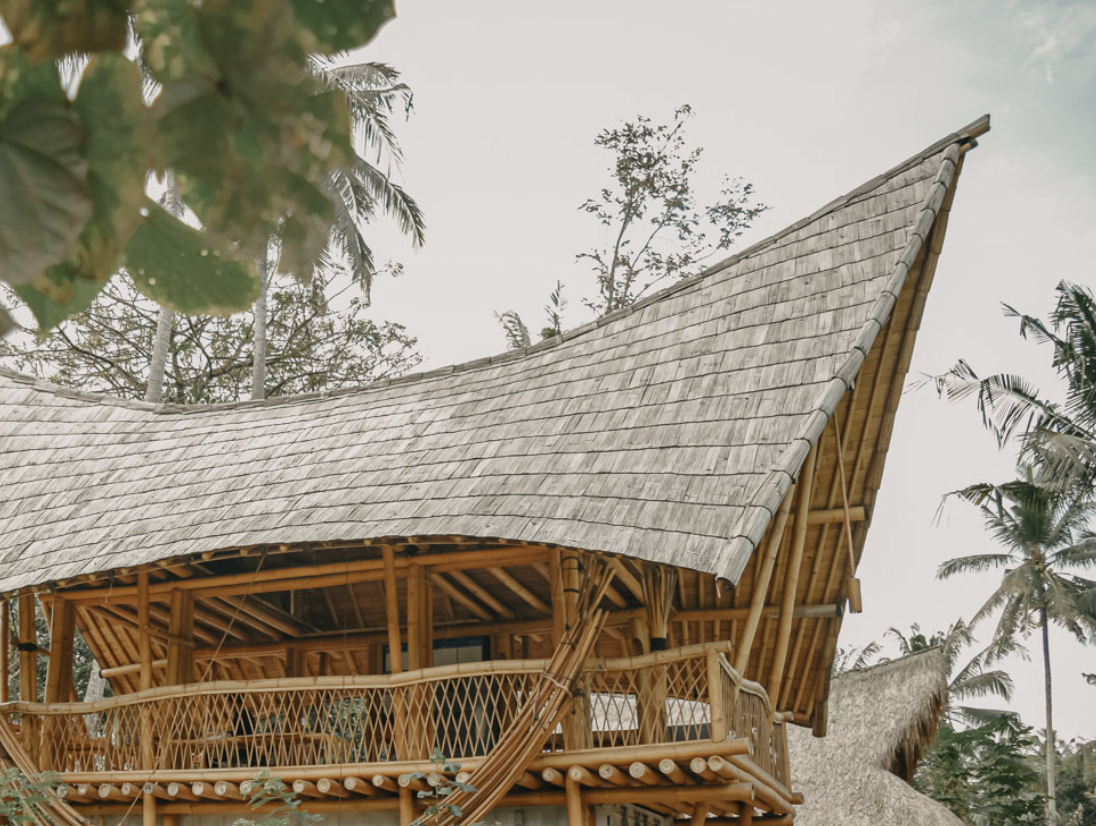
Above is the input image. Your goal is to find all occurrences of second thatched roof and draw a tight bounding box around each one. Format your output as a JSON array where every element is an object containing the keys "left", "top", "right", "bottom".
[{"left": 787, "top": 648, "right": 964, "bottom": 826}]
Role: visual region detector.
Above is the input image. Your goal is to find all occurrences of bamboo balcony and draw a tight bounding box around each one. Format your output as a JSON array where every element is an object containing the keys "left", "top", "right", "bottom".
[{"left": 1, "top": 643, "right": 796, "bottom": 818}]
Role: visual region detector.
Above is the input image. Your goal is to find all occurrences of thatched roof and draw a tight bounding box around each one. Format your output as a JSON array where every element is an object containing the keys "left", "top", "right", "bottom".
[
  {"left": 0, "top": 117, "right": 988, "bottom": 597},
  {"left": 787, "top": 649, "right": 964, "bottom": 826}
]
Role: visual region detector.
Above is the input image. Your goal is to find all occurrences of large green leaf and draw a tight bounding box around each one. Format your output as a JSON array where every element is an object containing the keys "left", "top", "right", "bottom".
[
  {"left": 0, "top": 0, "right": 128, "bottom": 63},
  {"left": 0, "top": 45, "right": 66, "bottom": 120},
  {"left": 14, "top": 271, "right": 105, "bottom": 331},
  {"left": 133, "top": 0, "right": 218, "bottom": 84},
  {"left": 287, "top": 0, "right": 395, "bottom": 54},
  {"left": 0, "top": 99, "right": 91, "bottom": 286},
  {"left": 65, "top": 53, "right": 148, "bottom": 283},
  {"left": 124, "top": 203, "right": 261, "bottom": 315}
]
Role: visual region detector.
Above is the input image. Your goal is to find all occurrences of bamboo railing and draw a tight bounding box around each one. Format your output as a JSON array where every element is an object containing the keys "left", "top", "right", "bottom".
[{"left": 1, "top": 643, "right": 789, "bottom": 791}]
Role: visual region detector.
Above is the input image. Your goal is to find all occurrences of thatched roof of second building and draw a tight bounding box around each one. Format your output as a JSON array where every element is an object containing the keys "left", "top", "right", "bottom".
[{"left": 787, "top": 649, "right": 965, "bottom": 826}]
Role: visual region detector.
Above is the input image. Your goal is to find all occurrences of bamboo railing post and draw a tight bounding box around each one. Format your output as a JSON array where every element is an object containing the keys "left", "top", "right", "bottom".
[
  {"left": 707, "top": 648, "right": 727, "bottom": 742},
  {"left": 138, "top": 573, "right": 157, "bottom": 826},
  {"left": 767, "top": 444, "right": 817, "bottom": 701},
  {"left": 383, "top": 547, "right": 409, "bottom": 760}
]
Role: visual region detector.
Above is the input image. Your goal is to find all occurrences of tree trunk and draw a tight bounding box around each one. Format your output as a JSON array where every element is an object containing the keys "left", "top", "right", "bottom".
[
  {"left": 1041, "top": 608, "right": 1057, "bottom": 826},
  {"left": 144, "top": 308, "right": 174, "bottom": 403},
  {"left": 250, "top": 258, "right": 269, "bottom": 401}
]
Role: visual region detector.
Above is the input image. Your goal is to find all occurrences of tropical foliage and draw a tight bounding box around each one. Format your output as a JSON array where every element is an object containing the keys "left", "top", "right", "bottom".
[
  {"left": 578, "top": 105, "right": 768, "bottom": 315},
  {"left": 913, "top": 717, "right": 1045, "bottom": 825},
  {"left": 939, "top": 472, "right": 1096, "bottom": 824},
  {"left": 0, "top": 271, "right": 420, "bottom": 404},
  {"left": 936, "top": 281, "right": 1096, "bottom": 494},
  {"left": 497, "top": 106, "right": 767, "bottom": 348},
  {"left": 0, "top": 0, "right": 397, "bottom": 334}
]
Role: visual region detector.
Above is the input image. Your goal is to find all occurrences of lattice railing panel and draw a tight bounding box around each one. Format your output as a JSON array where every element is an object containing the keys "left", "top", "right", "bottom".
[{"left": 7, "top": 644, "right": 789, "bottom": 787}]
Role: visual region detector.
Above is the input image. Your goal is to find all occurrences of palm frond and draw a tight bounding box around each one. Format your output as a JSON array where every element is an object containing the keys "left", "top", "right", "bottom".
[
  {"left": 350, "top": 159, "right": 426, "bottom": 248},
  {"left": 937, "top": 553, "right": 1014, "bottom": 579},
  {"left": 496, "top": 311, "right": 531, "bottom": 351}
]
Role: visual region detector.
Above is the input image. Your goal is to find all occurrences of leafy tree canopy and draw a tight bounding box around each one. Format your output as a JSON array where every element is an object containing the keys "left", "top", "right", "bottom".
[
  {"left": 0, "top": 268, "right": 420, "bottom": 404},
  {"left": 0, "top": 0, "right": 396, "bottom": 334}
]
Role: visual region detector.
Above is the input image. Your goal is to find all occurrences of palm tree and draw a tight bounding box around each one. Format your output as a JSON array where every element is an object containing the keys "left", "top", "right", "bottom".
[
  {"left": 938, "top": 471, "right": 1096, "bottom": 826},
  {"left": 936, "top": 281, "right": 1096, "bottom": 493},
  {"left": 885, "top": 620, "right": 1018, "bottom": 727},
  {"left": 250, "top": 59, "right": 426, "bottom": 400}
]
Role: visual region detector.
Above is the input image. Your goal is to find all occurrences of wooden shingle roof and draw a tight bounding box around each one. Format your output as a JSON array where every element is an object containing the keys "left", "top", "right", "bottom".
[{"left": 0, "top": 117, "right": 989, "bottom": 596}]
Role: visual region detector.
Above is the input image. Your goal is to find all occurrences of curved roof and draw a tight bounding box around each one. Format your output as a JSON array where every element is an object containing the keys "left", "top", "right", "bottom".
[
  {"left": 0, "top": 117, "right": 988, "bottom": 595},
  {"left": 787, "top": 649, "right": 963, "bottom": 826}
]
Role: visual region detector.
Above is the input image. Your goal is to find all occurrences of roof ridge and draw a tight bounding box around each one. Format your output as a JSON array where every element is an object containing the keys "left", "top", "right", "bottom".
[{"left": 0, "top": 117, "right": 990, "bottom": 415}]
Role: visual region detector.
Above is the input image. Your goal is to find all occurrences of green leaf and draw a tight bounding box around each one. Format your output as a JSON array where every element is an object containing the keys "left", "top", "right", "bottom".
[
  {"left": 14, "top": 272, "right": 104, "bottom": 330},
  {"left": 287, "top": 0, "right": 395, "bottom": 54},
  {"left": 124, "top": 203, "right": 261, "bottom": 315},
  {"left": 133, "top": 0, "right": 218, "bottom": 84},
  {"left": 0, "top": 45, "right": 66, "bottom": 121},
  {"left": 0, "top": 99, "right": 91, "bottom": 286},
  {"left": 65, "top": 52, "right": 148, "bottom": 283},
  {"left": 0, "top": 0, "right": 128, "bottom": 63}
]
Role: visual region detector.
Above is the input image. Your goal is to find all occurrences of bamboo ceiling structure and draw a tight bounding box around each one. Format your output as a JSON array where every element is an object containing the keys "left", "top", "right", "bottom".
[{"left": 0, "top": 116, "right": 989, "bottom": 737}]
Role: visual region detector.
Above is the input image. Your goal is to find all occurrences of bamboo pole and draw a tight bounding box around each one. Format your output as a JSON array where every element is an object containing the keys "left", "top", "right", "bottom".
[
  {"left": 488, "top": 567, "right": 551, "bottom": 614},
  {"left": 0, "top": 598, "right": 8, "bottom": 704},
  {"left": 565, "top": 777, "right": 584, "bottom": 826},
  {"left": 767, "top": 444, "right": 817, "bottom": 699},
  {"left": 734, "top": 485, "right": 795, "bottom": 676},
  {"left": 383, "top": 548, "right": 403, "bottom": 674},
  {"left": 166, "top": 589, "right": 194, "bottom": 686}
]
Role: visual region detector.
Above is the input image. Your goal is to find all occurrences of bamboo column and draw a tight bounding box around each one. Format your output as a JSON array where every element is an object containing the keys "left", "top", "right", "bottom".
[
  {"left": 565, "top": 775, "right": 585, "bottom": 826},
  {"left": 404, "top": 564, "right": 432, "bottom": 759},
  {"left": 138, "top": 572, "right": 157, "bottom": 826},
  {"left": 17, "top": 593, "right": 38, "bottom": 763},
  {"left": 165, "top": 589, "right": 194, "bottom": 686},
  {"left": 0, "top": 598, "right": 8, "bottom": 704},
  {"left": 41, "top": 597, "right": 74, "bottom": 770},
  {"left": 560, "top": 552, "right": 592, "bottom": 751},
  {"left": 637, "top": 566, "right": 674, "bottom": 744},
  {"left": 383, "top": 547, "right": 410, "bottom": 761},
  {"left": 767, "top": 444, "right": 818, "bottom": 701}
]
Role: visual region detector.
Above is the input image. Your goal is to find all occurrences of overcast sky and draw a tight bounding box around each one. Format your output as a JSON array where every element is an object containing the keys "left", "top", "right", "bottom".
[{"left": 363, "top": 0, "right": 1096, "bottom": 739}]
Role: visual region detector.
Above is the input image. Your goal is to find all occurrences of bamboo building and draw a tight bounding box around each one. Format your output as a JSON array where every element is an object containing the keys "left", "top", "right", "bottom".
[{"left": 0, "top": 116, "right": 989, "bottom": 825}]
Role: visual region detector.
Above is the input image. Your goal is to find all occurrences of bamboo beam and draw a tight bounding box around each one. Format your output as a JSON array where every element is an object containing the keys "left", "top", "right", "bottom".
[
  {"left": 432, "top": 573, "right": 493, "bottom": 622},
  {"left": 768, "top": 443, "right": 817, "bottom": 699},
  {"left": 488, "top": 567, "right": 550, "bottom": 614},
  {"left": 449, "top": 570, "right": 516, "bottom": 619},
  {"left": 734, "top": 485, "right": 795, "bottom": 675},
  {"left": 59, "top": 547, "right": 546, "bottom": 605}
]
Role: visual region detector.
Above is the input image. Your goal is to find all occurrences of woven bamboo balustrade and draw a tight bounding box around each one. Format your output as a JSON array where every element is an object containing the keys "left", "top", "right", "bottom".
[{"left": 0, "top": 643, "right": 794, "bottom": 814}]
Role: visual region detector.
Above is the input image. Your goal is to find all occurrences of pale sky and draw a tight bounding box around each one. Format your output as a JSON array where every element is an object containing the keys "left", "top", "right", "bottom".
[{"left": 363, "top": 0, "right": 1096, "bottom": 739}]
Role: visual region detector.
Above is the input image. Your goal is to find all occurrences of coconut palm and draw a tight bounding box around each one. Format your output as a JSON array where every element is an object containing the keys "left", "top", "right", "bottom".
[
  {"left": 885, "top": 620, "right": 1018, "bottom": 728},
  {"left": 938, "top": 471, "right": 1096, "bottom": 826},
  {"left": 936, "top": 281, "right": 1096, "bottom": 494},
  {"left": 250, "top": 59, "right": 426, "bottom": 399}
]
